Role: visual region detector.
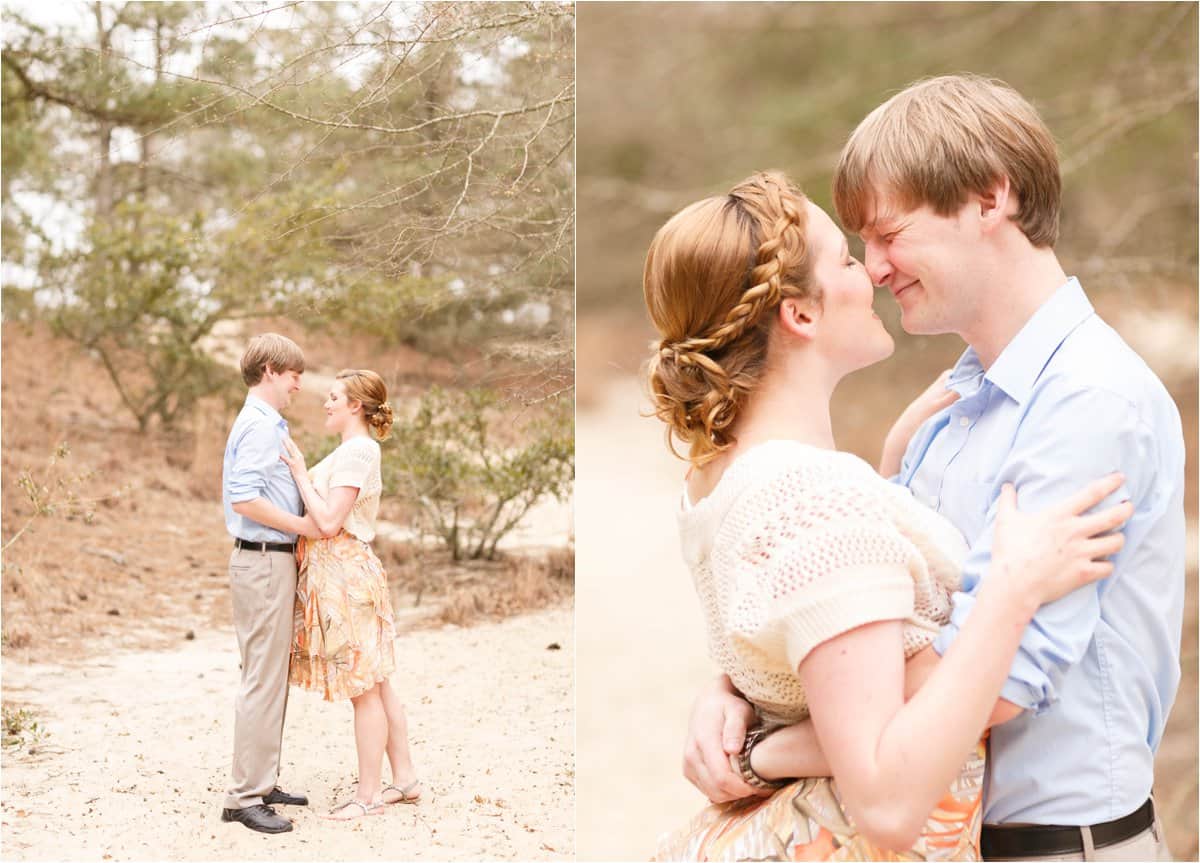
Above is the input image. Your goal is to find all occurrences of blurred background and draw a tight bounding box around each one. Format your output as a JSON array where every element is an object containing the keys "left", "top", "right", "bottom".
[{"left": 575, "top": 2, "right": 1197, "bottom": 860}]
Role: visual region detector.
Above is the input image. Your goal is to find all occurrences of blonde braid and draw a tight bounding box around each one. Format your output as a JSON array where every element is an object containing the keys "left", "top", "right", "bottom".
[{"left": 645, "top": 171, "right": 815, "bottom": 466}]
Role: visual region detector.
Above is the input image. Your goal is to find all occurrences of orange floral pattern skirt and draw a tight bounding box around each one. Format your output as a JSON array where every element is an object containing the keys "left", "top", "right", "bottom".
[
  {"left": 655, "top": 739, "right": 985, "bottom": 861},
  {"left": 289, "top": 531, "right": 397, "bottom": 702}
]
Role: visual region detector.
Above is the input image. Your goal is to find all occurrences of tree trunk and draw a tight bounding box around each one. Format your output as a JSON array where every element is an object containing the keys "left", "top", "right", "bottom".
[
  {"left": 138, "top": 8, "right": 164, "bottom": 199},
  {"left": 93, "top": 2, "right": 114, "bottom": 217}
]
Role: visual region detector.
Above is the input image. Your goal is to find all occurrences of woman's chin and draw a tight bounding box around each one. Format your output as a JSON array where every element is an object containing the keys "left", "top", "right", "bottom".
[{"left": 850, "top": 337, "right": 896, "bottom": 373}]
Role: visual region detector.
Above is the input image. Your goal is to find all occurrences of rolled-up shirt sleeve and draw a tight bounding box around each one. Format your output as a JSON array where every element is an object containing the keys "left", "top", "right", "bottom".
[
  {"left": 227, "top": 421, "right": 281, "bottom": 504},
  {"left": 932, "top": 382, "right": 1154, "bottom": 714}
]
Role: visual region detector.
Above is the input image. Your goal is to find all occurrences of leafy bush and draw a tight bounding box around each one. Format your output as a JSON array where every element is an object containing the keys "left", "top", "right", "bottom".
[
  {"left": 389, "top": 387, "right": 573, "bottom": 560},
  {"left": 41, "top": 205, "right": 233, "bottom": 431}
]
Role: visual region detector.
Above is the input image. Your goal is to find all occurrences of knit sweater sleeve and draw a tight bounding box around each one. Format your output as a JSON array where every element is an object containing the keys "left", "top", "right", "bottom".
[
  {"left": 723, "top": 464, "right": 919, "bottom": 674},
  {"left": 329, "top": 438, "right": 377, "bottom": 490}
]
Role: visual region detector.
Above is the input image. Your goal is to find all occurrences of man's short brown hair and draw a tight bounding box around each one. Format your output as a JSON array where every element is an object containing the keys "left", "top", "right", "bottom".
[
  {"left": 240, "top": 333, "right": 305, "bottom": 386},
  {"left": 833, "top": 74, "right": 1061, "bottom": 247}
]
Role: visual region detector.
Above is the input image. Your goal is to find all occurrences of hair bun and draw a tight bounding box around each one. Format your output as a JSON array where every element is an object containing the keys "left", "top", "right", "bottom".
[
  {"left": 369, "top": 400, "right": 394, "bottom": 441},
  {"left": 643, "top": 171, "right": 814, "bottom": 467}
]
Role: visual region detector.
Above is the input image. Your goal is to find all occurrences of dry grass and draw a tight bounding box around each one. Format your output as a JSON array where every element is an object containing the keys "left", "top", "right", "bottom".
[
  {"left": 380, "top": 543, "right": 574, "bottom": 629},
  {"left": 1, "top": 623, "right": 33, "bottom": 650}
]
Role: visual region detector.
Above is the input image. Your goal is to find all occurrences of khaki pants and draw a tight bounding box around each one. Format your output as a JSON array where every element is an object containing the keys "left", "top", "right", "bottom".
[
  {"left": 223, "top": 547, "right": 297, "bottom": 810},
  {"left": 985, "top": 813, "right": 1172, "bottom": 862}
]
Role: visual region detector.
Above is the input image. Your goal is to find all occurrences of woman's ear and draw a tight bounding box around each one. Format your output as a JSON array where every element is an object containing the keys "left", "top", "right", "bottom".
[{"left": 777, "top": 296, "right": 820, "bottom": 341}]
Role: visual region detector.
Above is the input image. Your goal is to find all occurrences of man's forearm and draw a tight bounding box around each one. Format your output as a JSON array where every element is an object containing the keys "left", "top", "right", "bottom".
[
  {"left": 753, "top": 644, "right": 1026, "bottom": 784},
  {"left": 231, "top": 497, "right": 306, "bottom": 536},
  {"left": 907, "top": 644, "right": 1024, "bottom": 726}
]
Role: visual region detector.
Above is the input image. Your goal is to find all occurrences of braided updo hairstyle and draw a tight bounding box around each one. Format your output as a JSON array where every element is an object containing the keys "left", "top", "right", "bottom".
[
  {"left": 336, "top": 369, "right": 394, "bottom": 441},
  {"left": 644, "top": 171, "right": 819, "bottom": 466}
]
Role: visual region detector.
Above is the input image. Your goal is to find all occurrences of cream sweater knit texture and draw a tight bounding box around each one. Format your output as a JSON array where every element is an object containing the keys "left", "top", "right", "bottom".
[
  {"left": 679, "top": 440, "right": 968, "bottom": 724},
  {"left": 309, "top": 435, "right": 383, "bottom": 543}
]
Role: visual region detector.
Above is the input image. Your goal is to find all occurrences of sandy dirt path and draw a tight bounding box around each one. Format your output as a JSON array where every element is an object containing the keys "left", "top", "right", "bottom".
[
  {"left": 0, "top": 606, "right": 573, "bottom": 861},
  {"left": 575, "top": 378, "right": 715, "bottom": 860}
]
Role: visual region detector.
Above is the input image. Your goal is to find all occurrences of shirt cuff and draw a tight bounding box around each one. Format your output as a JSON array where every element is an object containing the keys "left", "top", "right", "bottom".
[
  {"left": 227, "top": 485, "right": 264, "bottom": 504},
  {"left": 998, "top": 677, "right": 1043, "bottom": 713},
  {"left": 933, "top": 620, "right": 1049, "bottom": 714}
]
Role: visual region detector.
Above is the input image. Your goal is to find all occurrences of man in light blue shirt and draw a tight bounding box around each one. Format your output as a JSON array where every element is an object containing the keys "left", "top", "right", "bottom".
[
  {"left": 906, "top": 278, "right": 1184, "bottom": 830},
  {"left": 223, "top": 395, "right": 304, "bottom": 545},
  {"left": 219, "top": 333, "right": 312, "bottom": 835},
  {"left": 682, "top": 75, "right": 1184, "bottom": 861},
  {"left": 836, "top": 75, "right": 1184, "bottom": 861}
]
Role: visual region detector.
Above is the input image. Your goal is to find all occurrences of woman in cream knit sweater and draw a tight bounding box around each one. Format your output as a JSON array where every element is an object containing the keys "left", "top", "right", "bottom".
[
  {"left": 280, "top": 369, "right": 421, "bottom": 819},
  {"left": 643, "top": 172, "right": 1130, "bottom": 860}
]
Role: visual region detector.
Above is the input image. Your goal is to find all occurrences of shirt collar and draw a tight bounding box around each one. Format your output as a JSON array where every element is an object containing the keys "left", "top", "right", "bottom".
[
  {"left": 948, "top": 278, "right": 1093, "bottom": 405},
  {"left": 244, "top": 393, "right": 287, "bottom": 428}
]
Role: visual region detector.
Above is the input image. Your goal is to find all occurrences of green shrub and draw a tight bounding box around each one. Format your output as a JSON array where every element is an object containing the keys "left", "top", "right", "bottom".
[{"left": 389, "top": 387, "right": 573, "bottom": 560}]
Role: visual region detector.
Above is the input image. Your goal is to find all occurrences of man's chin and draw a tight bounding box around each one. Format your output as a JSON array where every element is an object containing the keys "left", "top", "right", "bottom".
[{"left": 898, "top": 309, "right": 931, "bottom": 336}]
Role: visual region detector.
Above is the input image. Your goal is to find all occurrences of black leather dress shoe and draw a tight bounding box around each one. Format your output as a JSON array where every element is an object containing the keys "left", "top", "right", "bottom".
[
  {"left": 263, "top": 787, "right": 309, "bottom": 807},
  {"left": 220, "top": 804, "right": 293, "bottom": 834}
]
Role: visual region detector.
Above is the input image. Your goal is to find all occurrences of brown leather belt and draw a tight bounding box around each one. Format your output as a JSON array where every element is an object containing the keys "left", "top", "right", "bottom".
[
  {"left": 234, "top": 538, "right": 297, "bottom": 553},
  {"left": 980, "top": 798, "right": 1154, "bottom": 859}
]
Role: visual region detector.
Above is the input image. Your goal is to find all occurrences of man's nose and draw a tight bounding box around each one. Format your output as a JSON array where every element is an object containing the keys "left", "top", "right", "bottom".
[{"left": 864, "top": 243, "right": 892, "bottom": 287}]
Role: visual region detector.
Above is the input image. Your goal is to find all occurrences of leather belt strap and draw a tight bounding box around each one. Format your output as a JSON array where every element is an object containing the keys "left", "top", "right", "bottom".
[
  {"left": 980, "top": 798, "right": 1154, "bottom": 859},
  {"left": 234, "top": 538, "right": 297, "bottom": 554}
]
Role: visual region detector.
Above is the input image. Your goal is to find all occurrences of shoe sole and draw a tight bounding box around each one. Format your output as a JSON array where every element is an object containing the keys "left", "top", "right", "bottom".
[{"left": 220, "top": 812, "right": 293, "bottom": 833}]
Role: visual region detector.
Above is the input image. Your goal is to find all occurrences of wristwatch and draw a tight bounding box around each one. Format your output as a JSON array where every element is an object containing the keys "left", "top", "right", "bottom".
[{"left": 735, "top": 724, "right": 792, "bottom": 790}]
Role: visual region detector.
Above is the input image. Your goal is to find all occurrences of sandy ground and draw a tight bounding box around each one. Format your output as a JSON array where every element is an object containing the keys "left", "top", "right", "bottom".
[
  {"left": 575, "top": 375, "right": 1198, "bottom": 862},
  {"left": 0, "top": 606, "right": 573, "bottom": 861},
  {"left": 575, "top": 378, "right": 716, "bottom": 860}
]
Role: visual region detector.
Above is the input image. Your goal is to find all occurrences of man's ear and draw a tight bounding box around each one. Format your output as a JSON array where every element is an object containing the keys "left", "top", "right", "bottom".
[
  {"left": 977, "top": 176, "right": 1014, "bottom": 234},
  {"left": 777, "top": 296, "right": 820, "bottom": 341}
]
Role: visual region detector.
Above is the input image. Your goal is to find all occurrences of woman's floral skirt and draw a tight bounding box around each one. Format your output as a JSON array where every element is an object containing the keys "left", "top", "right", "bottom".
[
  {"left": 289, "top": 531, "right": 397, "bottom": 702},
  {"left": 655, "top": 738, "right": 985, "bottom": 861}
]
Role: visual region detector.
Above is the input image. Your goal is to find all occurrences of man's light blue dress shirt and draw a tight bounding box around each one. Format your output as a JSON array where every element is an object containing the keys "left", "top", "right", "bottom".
[
  {"left": 222, "top": 395, "right": 303, "bottom": 543},
  {"left": 902, "top": 279, "right": 1185, "bottom": 826}
]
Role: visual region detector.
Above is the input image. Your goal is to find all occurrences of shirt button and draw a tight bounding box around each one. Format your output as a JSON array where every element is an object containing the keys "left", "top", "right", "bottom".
[{"left": 959, "top": 416, "right": 970, "bottom": 427}]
